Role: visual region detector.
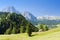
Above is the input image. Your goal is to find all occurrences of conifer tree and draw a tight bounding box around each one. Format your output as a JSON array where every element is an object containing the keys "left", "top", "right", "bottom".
[
  {"left": 26, "top": 23, "right": 32, "bottom": 36},
  {"left": 11, "top": 27, "right": 16, "bottom": 34},
  {"left": 5, "top": 28, "right": 11, "bottom": 34},
  {"left": 20, "top": 26, "right": 24, "bottom": 33}
]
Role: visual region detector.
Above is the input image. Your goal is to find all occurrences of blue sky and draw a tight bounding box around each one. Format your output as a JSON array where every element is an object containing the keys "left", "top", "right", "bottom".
[{"left": 0, "top": 0, "right": 60, "bottom": 17}]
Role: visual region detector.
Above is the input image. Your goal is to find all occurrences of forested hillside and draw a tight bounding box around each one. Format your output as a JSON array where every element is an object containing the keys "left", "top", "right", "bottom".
[{"left": 0, "top": 12, "right": 38, "bottom": 34}]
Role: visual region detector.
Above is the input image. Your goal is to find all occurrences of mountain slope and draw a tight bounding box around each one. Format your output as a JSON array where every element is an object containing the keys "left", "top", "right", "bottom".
[
  {"left": 1, "top": 6, "right": 38, "bottom": 25},
  {"left": 0, "top": 12, "right": 38, "bottom": 34},
  {"left": 21, "top": 11, "right": 38, "bottom": 25},
  {"left": 22, "top": 11, "right": 37, "bottom": 21}
]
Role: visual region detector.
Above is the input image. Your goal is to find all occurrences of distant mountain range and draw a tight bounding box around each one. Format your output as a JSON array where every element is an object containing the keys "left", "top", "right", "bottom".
[
  {"left": 37, "top": 16, "right": 60, "bottom": 20},
  {"left": 1, "top": 6, "right": 60, "bottom": 25}
]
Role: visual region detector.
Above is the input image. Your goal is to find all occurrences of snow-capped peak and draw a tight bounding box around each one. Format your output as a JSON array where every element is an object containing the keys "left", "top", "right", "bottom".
[
  {"left": 2, "top": 6, "right": 19, "bottom": 13},
  {"left": 21, "top": 11, "right": 37, "bottom": 21}
]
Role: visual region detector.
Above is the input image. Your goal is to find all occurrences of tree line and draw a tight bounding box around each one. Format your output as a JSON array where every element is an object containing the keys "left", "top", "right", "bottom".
[
  {"left": 0, "top": 12, "right": 38, "bottom": 36},
  {"left": 0, "top": 12, "right": 50, "bottom": 37}
]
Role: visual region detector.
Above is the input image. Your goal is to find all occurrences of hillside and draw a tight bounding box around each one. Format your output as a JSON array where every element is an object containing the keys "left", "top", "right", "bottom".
[
  {"left": 0, "top": 12, "right": 38, "bottom": 34},
  {"left": 0, "top": 27, "right": 60, "bottom": 40}
]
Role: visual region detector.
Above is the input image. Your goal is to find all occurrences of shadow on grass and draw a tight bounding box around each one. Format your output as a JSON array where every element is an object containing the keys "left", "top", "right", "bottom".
[{"left": 31, "top": 34, "right": 38, "bottom": 37}]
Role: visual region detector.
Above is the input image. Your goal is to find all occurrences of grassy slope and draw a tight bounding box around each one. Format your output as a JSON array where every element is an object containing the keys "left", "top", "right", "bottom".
[{"left": 0, "top": 27, "right": 60, "bottom": 40}]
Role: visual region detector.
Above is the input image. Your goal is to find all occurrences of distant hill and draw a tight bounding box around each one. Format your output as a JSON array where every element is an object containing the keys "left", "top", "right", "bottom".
[{"left": 37, "top": 16, "right": 60, "bottom": 25}]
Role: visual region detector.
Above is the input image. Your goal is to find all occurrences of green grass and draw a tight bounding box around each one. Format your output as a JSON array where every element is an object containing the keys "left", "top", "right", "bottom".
[{"left": 0, "top": 27, "right": 60, "bottom": 40}]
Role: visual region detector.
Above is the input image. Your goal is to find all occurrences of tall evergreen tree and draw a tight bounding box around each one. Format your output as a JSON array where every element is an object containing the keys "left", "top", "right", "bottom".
[
  {"left": 20, "top": 26, "right": 24, "bottom": 33},
  {"left": 38, "top": 24, "right": 43, "bottom": 29},
  {"left": 4, "top": 28, "right": 11, "bottom": 34},
  {"left": 26, "top": 23, "right": 32, "bottom": 36},
  {"left": 11, "top": 27, "right": 16, "bottom": 34},
  {"left": 45, "top": 25, "right": 49, "bottom": 31}
]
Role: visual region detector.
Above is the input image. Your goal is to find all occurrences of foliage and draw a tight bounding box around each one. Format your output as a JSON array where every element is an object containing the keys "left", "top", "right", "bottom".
[
  {"left": 20, "top": 26, "right": 24, "bottom": 33},
  {"left": 26, "top": 23, "right": 32, "bottom": 36},
  {"left": 11, "top": 27, "right": 16, "bottom": 34},
  {"left": 43, "top": 25, "right": 49, "bottom": 31},
  {"left": 38, "top": 24, "right": 49, "bottom": 31},
  {"left": 4, "top": 28, "right": 11, "bottom": 34},
  {"left": 0, "top": 12, "right": 38, "bottom": 34}
]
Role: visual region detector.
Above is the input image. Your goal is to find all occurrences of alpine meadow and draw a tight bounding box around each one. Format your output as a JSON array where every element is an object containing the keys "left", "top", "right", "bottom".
[{"left": 0, "top": 0, "right": 60, "bottom": 40}]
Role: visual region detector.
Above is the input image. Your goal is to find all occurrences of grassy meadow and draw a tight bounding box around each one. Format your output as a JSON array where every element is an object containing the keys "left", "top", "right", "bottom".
[{"left": 0, "top": 27, "right": 60, "bottom": 40}]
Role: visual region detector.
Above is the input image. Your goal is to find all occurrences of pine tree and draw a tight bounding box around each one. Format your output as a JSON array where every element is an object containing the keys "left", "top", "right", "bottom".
[
  {"left": 43, "top": 25, "right": 49, "bottom": 31},
  {"left": 45, "top": 25, "right": 49, "bottom": 31},
  {"left": 11, "top": 27, "right": 16, "bottom": 34},
  {"left": 26, "top": 23, "right": 32, "bottom": 37},
  {"left": 20, "top": 26, "right": 24, "bottom": 33},
  {"left": 38, "top": 24, "right": 44, "bottom": 31},
  {"left": 4, "top": 28, "right": 11, "bottom": 34}
]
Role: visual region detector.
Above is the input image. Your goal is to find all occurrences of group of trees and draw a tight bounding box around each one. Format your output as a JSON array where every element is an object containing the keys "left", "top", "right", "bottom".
[
  {"left": 0, "top": 12, "right": 50, "bottom": 37},
  {"left": 38, "top": 24, "right": 49, "bottom": 31},
  {"left": 0, "top": 12, "right": 38, "bottom": 36},
  {"left": 38, "top": 20, "right": 60, "bottom": 25}
]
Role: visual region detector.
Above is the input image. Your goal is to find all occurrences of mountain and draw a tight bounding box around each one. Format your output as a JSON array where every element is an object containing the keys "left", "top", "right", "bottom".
[
  {"left": 21, "top": 11, "right": 38, "bottom": 25},
  {"left": 22, "top": 11, "right": 37, "bottom": 21},
  {"left": 37, "top": 16, "right": 60, "bottom": 25},
  {"left": 2, "top": 6, "right": 20, "bottom": 13},
  {"left": 1, "top": 6, "right": 38, "bottom": 25},
  {"left": 37, "top": 16, "right": 60, "bottom": 20},
  {"left": 2, "top": 6, "right": 60, "bottom": 25}
]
